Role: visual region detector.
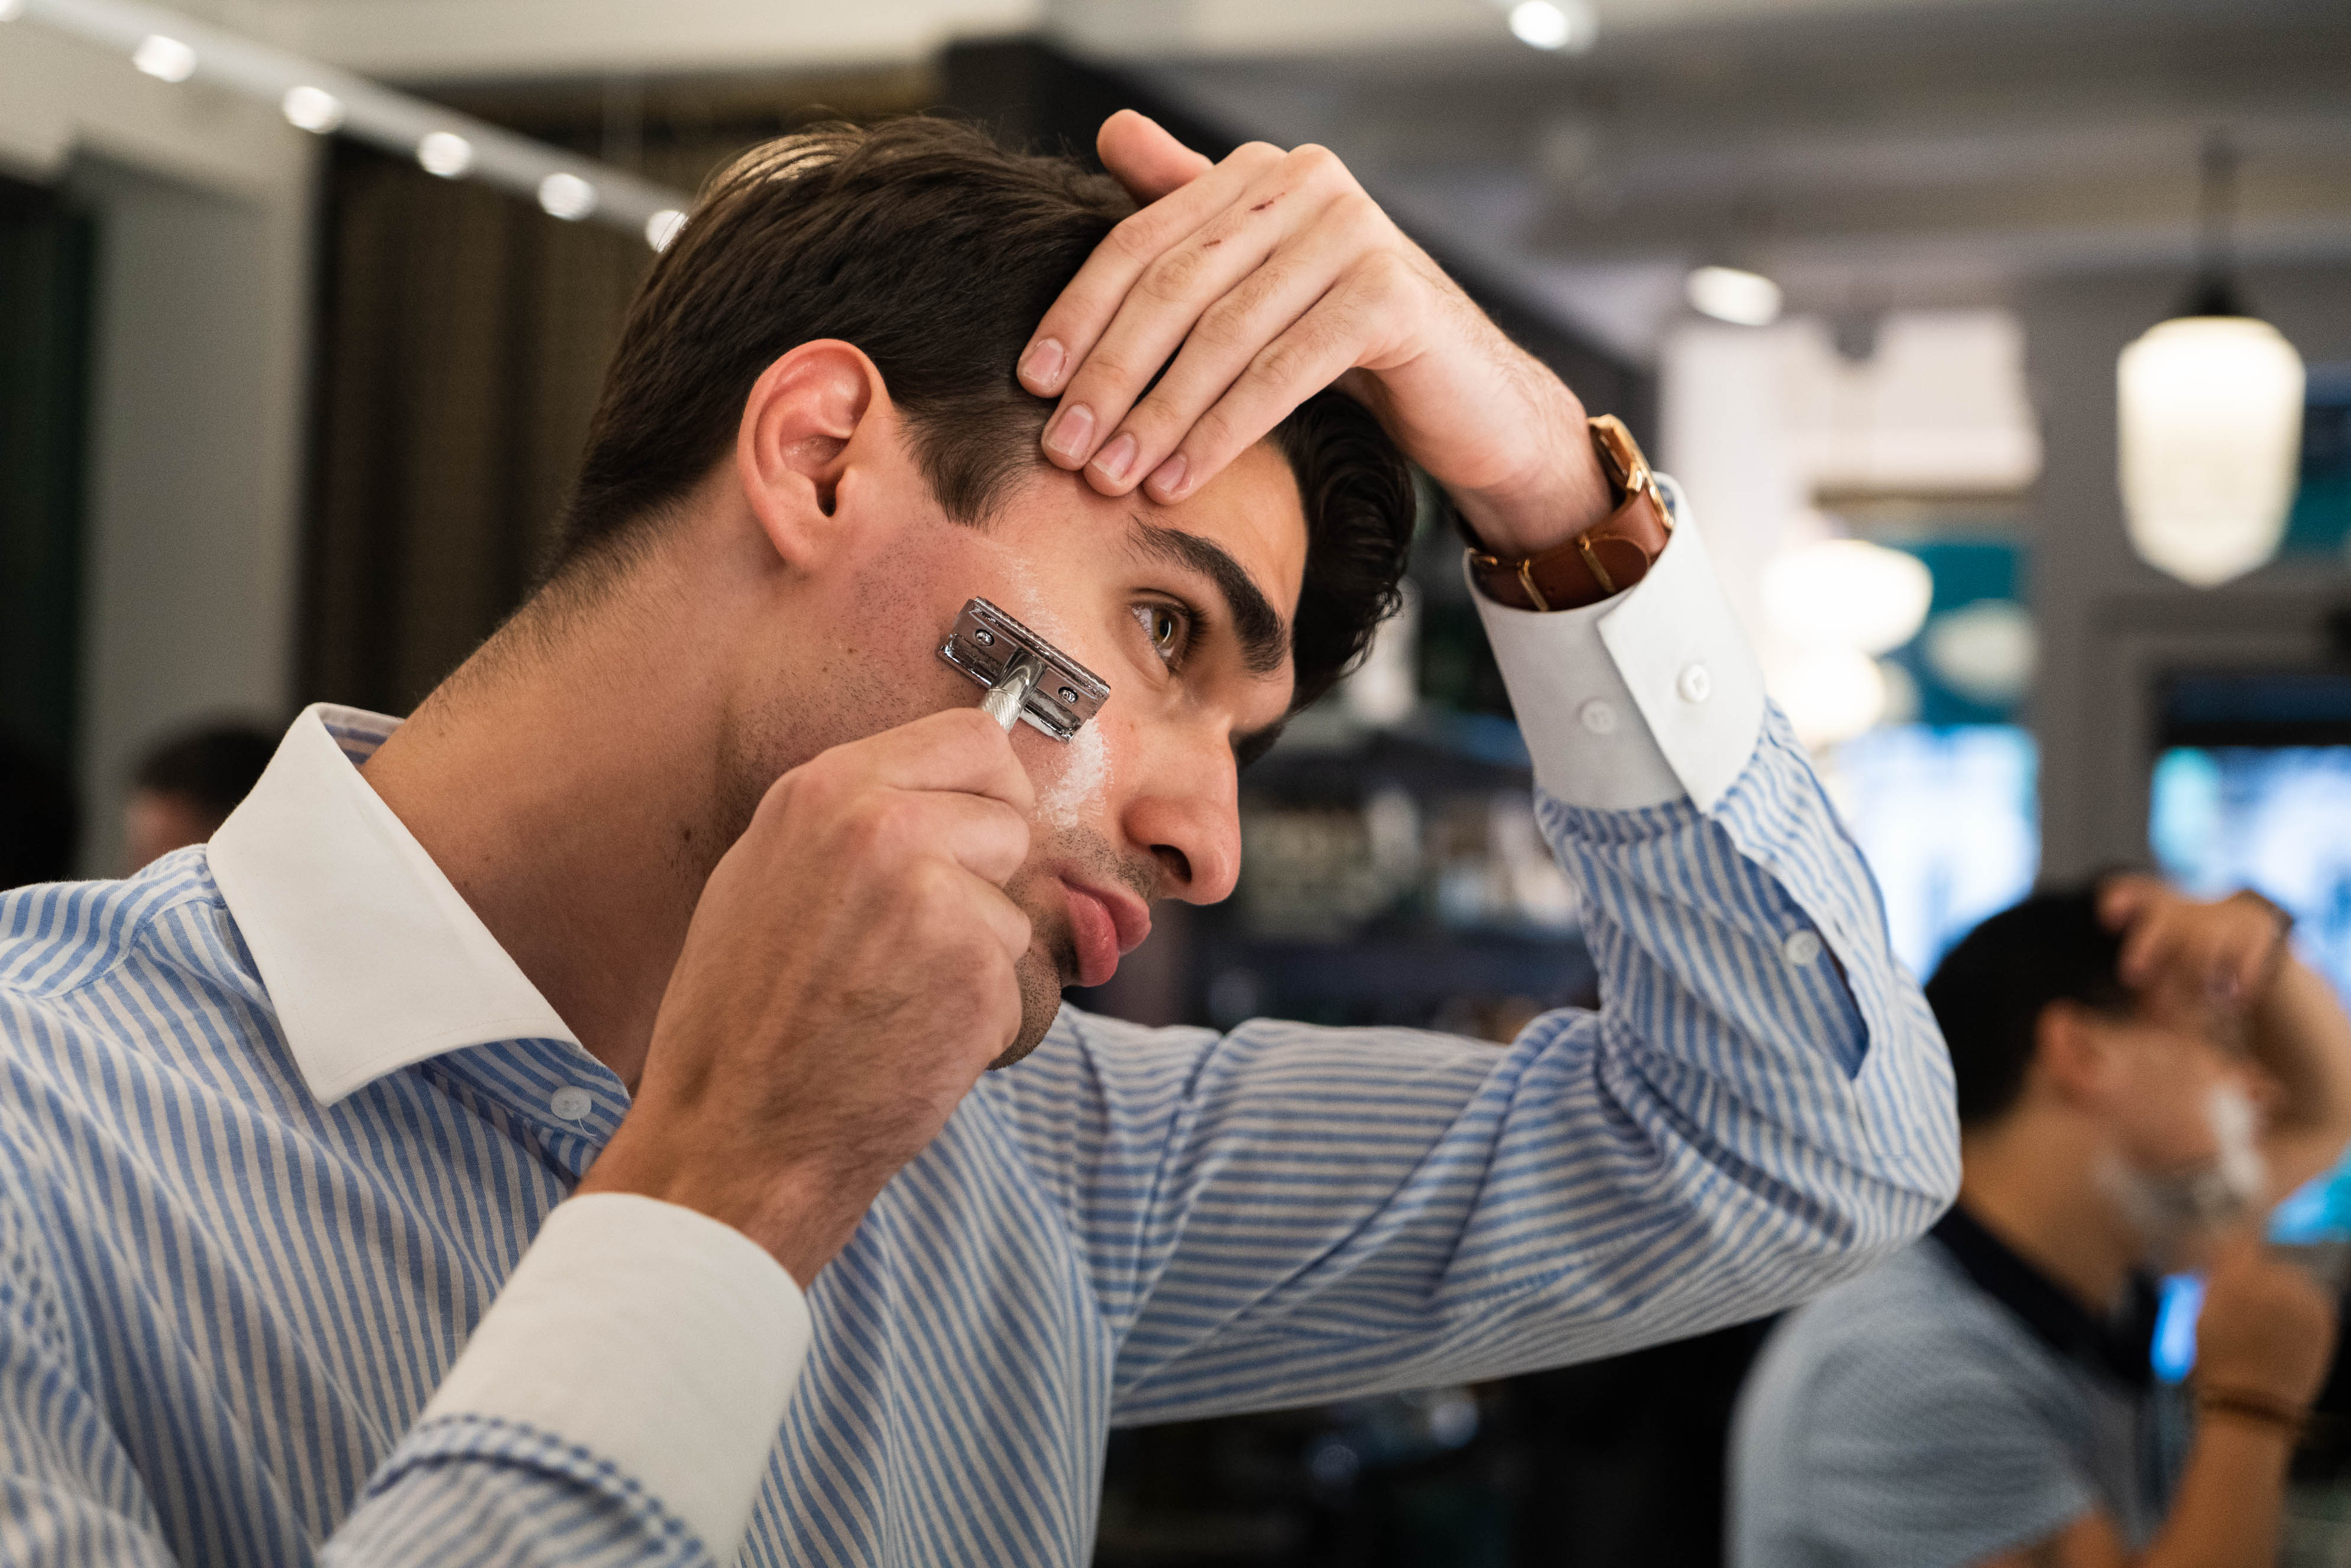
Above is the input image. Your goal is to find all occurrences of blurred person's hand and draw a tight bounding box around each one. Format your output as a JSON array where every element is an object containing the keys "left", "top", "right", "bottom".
[
  {"left": 2194, "top": 1233, "right": 2339, "bottom": 1413},
  {"left": 578, "top": 708, "right": 1034, "bottom": 1285},
  {"left": 1019, "top": 111, "right": 1614, "bottom": 559},
  {"left": 2100, "top": 875, "right": 2290, "bottom": 1010}
]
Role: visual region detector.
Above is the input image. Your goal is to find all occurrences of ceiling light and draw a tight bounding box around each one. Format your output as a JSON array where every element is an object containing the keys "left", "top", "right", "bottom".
[
  {"left": 1923, "top": 600, "right": 2038, "bottom": 707},
  {"left": 416, "top": 132, "right": 473, "bottom": 179},
  {"left": 1687, "top": 265, "right": 1782, "bottom": 327},
  {"left": 281, "top": 85, "right": 345, "bottom": 134},
  {"left": 0, "top": 0, "right": 24, "bottom": 22},
  {"left": 2119, "top": 134, "right": 2305, "bottom": 588},
  {"left": 645, "top": 208, "right": 686, "bottom": 252},
  {"left": 538, "top": 173, "right": 598, "bottom": 222},
  {"left": 132, "top": 34, "right": 196, "bottom": 82},
  {"left": 1508, "top": 0, "right": 1595, "bottom": 52},
  {"left": 1761, "top": 539, "right": 1934, "bottom": 655}
]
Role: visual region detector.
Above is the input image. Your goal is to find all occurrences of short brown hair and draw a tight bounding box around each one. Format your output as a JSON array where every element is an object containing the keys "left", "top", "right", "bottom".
[{"left": 548, "top": 116, "right": 1413, "bottom": 713}]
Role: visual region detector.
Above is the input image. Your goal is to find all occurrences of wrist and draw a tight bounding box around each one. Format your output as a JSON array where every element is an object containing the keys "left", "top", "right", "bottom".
[
  {"left": 1451, "top": 445, "right": 1614, "bottom": 559},
  {"left": 2194, "top": 1382, "right": 2313, "bottom": 1448},
  {"left": 579, "top": 1128, "right": 867, "bottom": 1289}
]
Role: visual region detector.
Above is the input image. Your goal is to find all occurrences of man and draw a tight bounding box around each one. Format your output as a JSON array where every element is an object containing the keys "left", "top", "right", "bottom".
[
  {"left": 119, "top": 720, "right": 277, "bottom": 872},
  {"left": 1732, "top": 877, "right": 2351, "bottom": 1568},
  {"left": 0, "top": 114, "right": 1957, "bottom": 1566}
]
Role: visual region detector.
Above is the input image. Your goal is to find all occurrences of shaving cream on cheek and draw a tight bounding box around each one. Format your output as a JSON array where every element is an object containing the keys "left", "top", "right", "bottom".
[{"left": 1037, "top": 717, "right": 1112, "bottom": 831}]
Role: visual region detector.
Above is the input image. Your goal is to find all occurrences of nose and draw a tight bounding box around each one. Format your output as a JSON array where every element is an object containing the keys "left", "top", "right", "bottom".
[{"left": 1122, "top": 749, "right": 1242, "bottom": 906}]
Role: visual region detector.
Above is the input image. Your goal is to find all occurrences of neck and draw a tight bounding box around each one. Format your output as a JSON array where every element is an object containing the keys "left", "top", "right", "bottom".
[
  {"left": 1958, "top": 1112, "right": 2143, "bottom": 1313},
  {"left": 358, "top": 563, "right": 749, "bottom": 1090}
]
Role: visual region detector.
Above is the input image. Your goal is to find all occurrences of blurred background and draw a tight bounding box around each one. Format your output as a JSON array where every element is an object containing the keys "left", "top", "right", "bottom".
[{"left": 4, "top": 0, "right": 2350, "bottom": 1560}]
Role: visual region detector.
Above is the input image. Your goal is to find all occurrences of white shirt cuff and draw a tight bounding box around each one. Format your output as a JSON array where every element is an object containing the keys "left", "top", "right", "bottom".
[
  {"left": 420, "top": 1192, "right": 809, "bottom": 1560},
  {"left": 1471, "top": 475, "right": 1766, "bottom": 813}
]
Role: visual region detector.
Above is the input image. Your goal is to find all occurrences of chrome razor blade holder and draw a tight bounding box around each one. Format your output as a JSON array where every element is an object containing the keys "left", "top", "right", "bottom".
[{"left": 938, "top": 598, "right": 1110, "bottom": 743}]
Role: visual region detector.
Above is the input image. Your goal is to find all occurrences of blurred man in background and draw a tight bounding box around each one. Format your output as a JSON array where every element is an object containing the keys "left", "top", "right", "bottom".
[
  {"left": 1733, "top": 876, "right": 2351, "bottom": 1568},
  {"left": 119, "top": 720, "right": 276, "bottom": 872}
]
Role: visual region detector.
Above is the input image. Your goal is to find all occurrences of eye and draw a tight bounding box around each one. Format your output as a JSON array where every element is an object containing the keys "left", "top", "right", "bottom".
[{"left": 1132, "top": 601, "right": 1191, "bottom": 668}]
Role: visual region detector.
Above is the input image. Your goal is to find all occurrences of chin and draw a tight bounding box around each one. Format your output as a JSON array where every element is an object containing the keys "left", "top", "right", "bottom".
[{"left": 986, "top": 944, "right": 1072, "bottom": 1071}]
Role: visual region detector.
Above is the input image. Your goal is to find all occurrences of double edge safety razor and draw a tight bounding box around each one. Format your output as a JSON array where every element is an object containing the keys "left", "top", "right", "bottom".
[{"left": 938, "top": 598, "right": 1110, "bottom": 742}]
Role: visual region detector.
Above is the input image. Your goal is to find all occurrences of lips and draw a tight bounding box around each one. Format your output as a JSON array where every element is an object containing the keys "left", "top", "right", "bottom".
[{"left": 1059, "top": 877, "right": 1151, "bottom": 989}]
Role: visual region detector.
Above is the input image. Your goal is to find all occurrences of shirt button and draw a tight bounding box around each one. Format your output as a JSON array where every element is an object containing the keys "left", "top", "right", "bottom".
[
  {"left": 1580, "top": 699, "right": 1618, "bottom": 735},
  {"left": 1783, "top": 930, "right": 1824, "bottom": 968},
  {"left": 1678, "top": 663, "right": 1712, "bottom": 704},
  {"left": 549, "top": 1086, "right": 593, "bottom": 1122}
]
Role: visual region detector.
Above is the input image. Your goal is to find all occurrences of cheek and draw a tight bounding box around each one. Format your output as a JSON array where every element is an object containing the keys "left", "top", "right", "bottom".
[{"left": 1031, "top": 714, "right": 1122, "bottom": 836}]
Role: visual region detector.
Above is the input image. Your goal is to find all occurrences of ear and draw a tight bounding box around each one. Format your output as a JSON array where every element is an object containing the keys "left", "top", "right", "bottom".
[
  {"left": 735, "top": 339, "right": 884, "bottom": 570},
  {"left": 2033, "top": 999, "right": 2121, "bottom": 1112}
]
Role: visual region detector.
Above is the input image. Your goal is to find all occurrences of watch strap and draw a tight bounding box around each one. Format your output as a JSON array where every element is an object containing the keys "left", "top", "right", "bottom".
[{"left": 1466, "top": 414, "right": 1672, "bottom": 613}]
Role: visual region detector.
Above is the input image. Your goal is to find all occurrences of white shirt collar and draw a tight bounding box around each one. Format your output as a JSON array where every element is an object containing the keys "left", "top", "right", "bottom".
[{"left": 208, "top": 703, "right": 580, "bottom": 1104}]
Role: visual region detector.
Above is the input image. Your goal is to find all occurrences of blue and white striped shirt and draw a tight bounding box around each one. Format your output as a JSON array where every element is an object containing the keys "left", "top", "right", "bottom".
[{"left": 0, "top": 510, "right": 1959, "bottom": 1566}]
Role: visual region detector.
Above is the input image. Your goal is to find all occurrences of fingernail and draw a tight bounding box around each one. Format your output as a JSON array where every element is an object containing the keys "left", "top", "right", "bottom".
[
  {"left": 1092, "top": 432, "right": 1138, "bottom": 486},
  {"left": 1046, "top": 403, "right": 1094, "bottom": 461},
  {"left": 1147, "top": 452, "right": 1188, "bottom": 501},
  {"left": 1020, "top": 338, "right": 1065, "bottom": 391}
]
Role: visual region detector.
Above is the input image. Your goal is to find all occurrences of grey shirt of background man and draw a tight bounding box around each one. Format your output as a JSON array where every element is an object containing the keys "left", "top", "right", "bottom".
[{"left": 1731, "top": 1207, "right": 2192, "bottom": 1568}]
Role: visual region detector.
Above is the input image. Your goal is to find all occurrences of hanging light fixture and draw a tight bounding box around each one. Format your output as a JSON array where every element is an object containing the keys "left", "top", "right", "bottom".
[{"left": 2117, "top": 134, "right": 2305, "bottom": 588}]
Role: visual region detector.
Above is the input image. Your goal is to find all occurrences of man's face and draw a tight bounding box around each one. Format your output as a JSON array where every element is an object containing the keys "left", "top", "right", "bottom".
[
  {"left": 2088, "top": 989, "right": 2275, "bottom": 1265},
  {"left": 763, "top": 436, "right": 1308, "bottom": 1064}
]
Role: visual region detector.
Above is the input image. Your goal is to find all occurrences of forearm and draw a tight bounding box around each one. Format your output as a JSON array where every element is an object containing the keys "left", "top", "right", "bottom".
[
  {"left": 2253, "top": 955, "right": 2351, "bottom": 1194},
  {"left": 2136, "top": 1417, "right": 2294, "bottom": 1568}
]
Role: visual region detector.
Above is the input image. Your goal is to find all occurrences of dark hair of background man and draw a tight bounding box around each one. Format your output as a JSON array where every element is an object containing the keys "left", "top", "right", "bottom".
[
  {"left": 552, "top": 116, "right": 1414, "bottom": 716},
  {"left": 132, "top": 721, "right": 279, "bottom": 824},
  {"left": 1925, "top": 882, "right": 2135, "bottom": 1128}
]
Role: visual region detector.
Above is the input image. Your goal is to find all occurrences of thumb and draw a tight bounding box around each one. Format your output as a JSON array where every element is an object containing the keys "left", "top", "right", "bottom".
[{"left": 1097, "top": 110, "right": 1214, "bottom": 205}]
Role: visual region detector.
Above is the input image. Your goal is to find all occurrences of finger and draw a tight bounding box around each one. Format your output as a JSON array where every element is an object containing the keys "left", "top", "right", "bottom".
[
  {"left": 2114, "top": 896, "right": 2185, "bottom": 986},
  {"left": 954, "top": 872, "right": 1035, "bottom": 964},
  {"left": 905, "top": 790, "right": 1033, "bottom": 887},
  {"left": 1079, "top": 196, "right": 1379, "bottom": 496},
  {"left": 1019, "top": 141, "right": 1287, "bottom": 401},
  {"left": 843, "top": 708, "right": 1039, "bottom": 818},
  {"left": 1129, "top": 276, "right": 1379, "bottom": 506},
  {"left": 2099, "top": 874, "right": 2162, "bottom": 931},
  {"left": 1055, "top": 180, "right": 1359, "bottom": 489},
  {"left": 1097, "top": 111, "right": 1213, "bottom": 207}
]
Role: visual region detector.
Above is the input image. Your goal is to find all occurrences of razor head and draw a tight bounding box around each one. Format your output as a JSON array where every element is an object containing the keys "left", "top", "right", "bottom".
[{"left": 938, "top": 598, "right": 1110, "bottom": 742}]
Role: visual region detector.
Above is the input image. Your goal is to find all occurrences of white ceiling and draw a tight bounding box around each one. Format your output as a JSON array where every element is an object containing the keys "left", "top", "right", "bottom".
[
  {"left": 176, "top": 0, "right": 2064, "bottom": 80},
  {"left": 157, "top": 0, "right": 2351, "bottom": 362}
]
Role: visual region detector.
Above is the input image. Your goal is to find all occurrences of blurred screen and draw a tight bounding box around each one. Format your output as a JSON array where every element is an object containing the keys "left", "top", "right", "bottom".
[
  {"left": 2151, "top": 746, "right": 2351, "bottom": 1000},
  {"left": 1829, "top": 724, "right": 2039, "bottom": 980}
]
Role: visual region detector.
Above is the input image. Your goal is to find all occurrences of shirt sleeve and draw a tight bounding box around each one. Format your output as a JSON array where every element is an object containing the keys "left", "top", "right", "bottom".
[
  {"left": 990, "top": 477, "right": 1961, "bottom": 1424},
  {"left": 0, "top": 1169, "right": 806, "bottom": 1568},
  {"left": 1779, "top": 1334, "right": 2097, "bottom": 1568}
]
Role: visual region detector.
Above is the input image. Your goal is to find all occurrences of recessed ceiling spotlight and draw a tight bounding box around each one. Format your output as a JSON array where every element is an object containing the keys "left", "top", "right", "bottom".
[
  {"left": 416, "top": 132, "right": 473, "bottom": 179},
  {"left": 1508, "top": 0, "right": 1595, "bottom": 53},
  {"left": 1686, "top": 264, "right": 1783, "bottom": 327},
  {"left": 645, "top": 209, "right": 687, "bottom": 252},
  {"left": 281, "top": 85, "right": 345, "bottom": 134},
  {"left": 132, "top": 34, "right": 196, "bottom": 82},
  {"left": 538, "top": 173, "right": 598, "bottom": 221}
]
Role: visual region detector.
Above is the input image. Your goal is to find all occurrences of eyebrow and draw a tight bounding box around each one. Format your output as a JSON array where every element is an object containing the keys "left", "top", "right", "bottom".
[{"left": 1124, "top": 516, "right": 1290, "bottom": 678}]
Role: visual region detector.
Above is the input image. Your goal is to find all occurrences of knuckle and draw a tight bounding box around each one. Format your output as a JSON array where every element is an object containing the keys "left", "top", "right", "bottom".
[
  {"left": 1108, "top": 214, "right": 1163, "bottom": 267},
  {"left": 1232, "top": 141, "right": 1284, "bottom": 170},
  {"left": 1254, "top": 333, "right": 1323, "bottom": 389},
  {"left": 1137, "top": 244, "right": 1205, "bottom": 304},
  {"left": 1290, "top": 143, "right": 1343, "bottom": 182}
]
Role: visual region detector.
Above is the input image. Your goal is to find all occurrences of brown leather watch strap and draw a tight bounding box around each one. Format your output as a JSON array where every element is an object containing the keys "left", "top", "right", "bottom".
[{"left": 1466, "top": 414, "right": 1672, "bottom": 613}]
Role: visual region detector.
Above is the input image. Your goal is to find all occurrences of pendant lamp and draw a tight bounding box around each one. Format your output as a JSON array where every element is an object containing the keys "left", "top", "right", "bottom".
[{"left": 2117, "top": 135, "right": 2305, "bottom": 588}]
